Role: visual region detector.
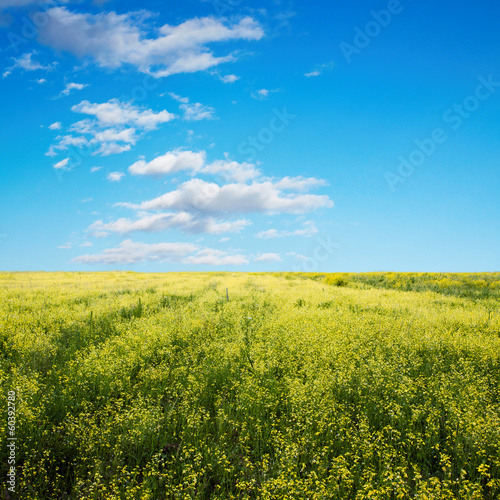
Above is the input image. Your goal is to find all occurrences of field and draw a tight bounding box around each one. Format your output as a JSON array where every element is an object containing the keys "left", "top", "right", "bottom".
[{"left": 1, "top": 272, "right": 499, "bottom": 499}]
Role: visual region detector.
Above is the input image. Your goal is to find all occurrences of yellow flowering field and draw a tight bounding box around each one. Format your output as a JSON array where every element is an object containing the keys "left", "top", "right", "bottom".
[{"left": 0, "top": 272, "right": 499, "bottom": 499}]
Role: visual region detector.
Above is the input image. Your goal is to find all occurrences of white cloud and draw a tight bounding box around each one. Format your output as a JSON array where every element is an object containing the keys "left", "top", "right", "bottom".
[
  {"left": 201, "top": 159, "right": 260, "bottom": 183},
  {"left": 72, "top": 99, "right": 174, "bottom": 130},
  {"left": 96, "top": 143, "right": 130, "bottom": 155},
  {"left": 254, "top": 253, "right": 281, "bottom": 263},
  {"left": 168, "top": 93, "right": 189, "bottom": 104},
  {"left": 81, "top": 198, "right": 93, "bottom": 203},
  {"left": 274, "top": 176, "right": 327, "bottom": 191},
  {"left": 183, "top": 248, "right": 248, "bottom": 266},
  {"left": 72, "top": 239, "right": 198, "bottom": 264},
  {"left": 38, "top": 8, "right": 264, "bottom": 78},
  {"left": 133, "top": 179, "right": 333, "bottom": 215},
  {"left": 90, "top": 166, "right": 102, "bottom": 172},
  {"left": 48, "top": 98, "right": 175, "bottom": 157},
  {"left": 72, "top": 239, "right": 246, "bottom": 266},
  {"left": 37, "top": 78, "right": 46, "bottom": 84},
  {"left": 107, "top": 171, "right": 125, "bottom": 182},
  {"left": 79, "top": 241, "right": 93, "bottom": 247},
  {"left": 91, "top": 127, "right": 137, "bottom": 145},
  {"left": 169, "top": 93, "right": 215, "bottom": 121},
  {"left": 46, "top": 133, "right": 89, "bottom": 157},
  {"left": 53, "top": 157, "right": 70, "bottom": 170},
  {"left": 286, "top": 252, "right": 307, "bottom": 260},
  {"left": 88, "top": 212, "right": 250, "bottom": 236},
  {"left": 128, "top": 149, "right": 258, "bottom": 183},
  {"left": 49, "top": 121, "right": 62, "bottom": 130},
  {"left": 129, "top": 150, "right": 205, "bottom": 176},
  {"left": 84, "top": 155, "right": 332, "bottom": 240},
  {"left": 251, "top": 88, "right": 280, "bottom": 100},
  {"left": 181, "top": 101, "right": 215, "bottom": 121},
  {"left": 61, "top": 82, "right": 88, "bottom": 96},
  {"left": 304, "top": 61, "right": 334, "bottom": 78},
  {"left": 3, "top": 51, "right": 56, "bottom": 77},
  {"left": 91, "top": 230, "right": 108, "bottom": 238},
  {"left": 257, "top": 229, "right": 279, "bottom": 239},
  {"left": 58, "top": 242, "right": 72, "bottom": 249},
  {"left": 256, "top": 220, "right": 318, "bottom": 239},
  {"left": 219, "top": 74, "right": 240, "bottom": 83}
]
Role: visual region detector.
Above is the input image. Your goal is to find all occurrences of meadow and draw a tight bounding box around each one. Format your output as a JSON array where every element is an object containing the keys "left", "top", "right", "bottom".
[{"left": 0, "top": 272, "right": 499, "bottom": 499}]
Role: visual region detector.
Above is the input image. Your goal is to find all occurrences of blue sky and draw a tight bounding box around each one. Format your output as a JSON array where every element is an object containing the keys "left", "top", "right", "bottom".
[{"left": 0, "top": 0, "right": 499, "bottom": 272}]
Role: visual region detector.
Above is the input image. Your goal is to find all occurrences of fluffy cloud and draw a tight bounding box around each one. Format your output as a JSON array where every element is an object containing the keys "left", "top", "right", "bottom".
[
  {"left": 129, "top": 150, "right": 205, "bottom": 176},
  {"left": 72, "top": 99, "right": 174, "bottom": 130},
  {"left": 274, "top": 176, "right": 327, "bottom": 191},
  {"left": 181, "top": 101, "right": 215, "bottom": 121},
  {"left": 49, "top": 121, "right": 62, "bottom": 130},
  {"left": 84, "top": 149, "right": 332, "bottom": 243},
  {"left": 48, "top": 98, "right": 175, "bottom": 157},
  {"left": 201, "top": 159, "right": 260, "bottom": 183},
  {"left": 219, "top": 74, "right": 240, "bottom": 83},
  {"left": 61, "top": 82, "right": 88, "bottom": 95},
  {"left": 128, "top": 149, "right": 259, "bottom": 183},
  {"left": 169, "top": 93, "right": 215, "bottom": 121},
  {"left": 89, "top": 212, "right": 250, "bottom": 235},
  {"left": 37, "top": 8, "right": 264, "bottom": 77},
  {"left": 304, "top": 61, "right": 335, "bottom": 78},
  {"left": 86, "top": 170, "right": 330, "bottom": 239},
  {"left": 256, "top": 220, "right": 318, "bottom": 239},
  {"left": 254, "top": 253, "right": 281, "bottom": 263},
  {"left": 133, "top": 179, "right": 333, "bottom": 214},
  {"left": 3, "top": 51, "right": 56, "bottom": 78},
  {"left": 251, "top": 88, "right": 280, "bottom": 100},
  {"left": 73, "top": 239, "right": 247, "bottom": 266},
  {"left": 183, "top": 248, "right": 248, "bottom": 266},
  {"left": 287, "top": 252, "right": 308, "bottom": 260},
  {"left": 72, "top": 239, "right": 198, "bottom": 264},
  {"left": 53, "top": 157, "right": 70, "bottom": 170},
  {"left": 107, "top": 171, "right": 125, "bottom": 182}
]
